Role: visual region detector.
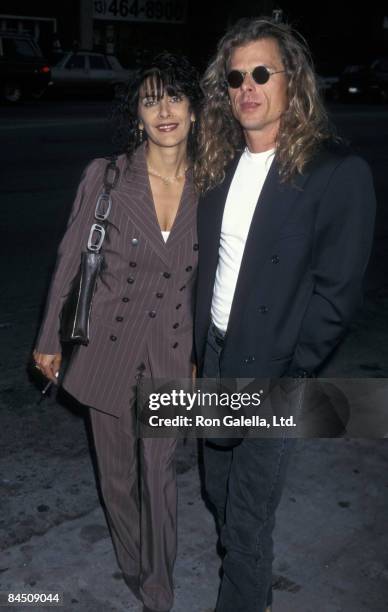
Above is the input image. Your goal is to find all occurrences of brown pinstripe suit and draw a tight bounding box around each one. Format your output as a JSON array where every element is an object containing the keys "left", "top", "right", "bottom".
[
  {"left": 36, "top": 143, "right": 198, "bottom": 611},
  {"left": 36, "top": 143, "right": 198, "bottom": 416}
]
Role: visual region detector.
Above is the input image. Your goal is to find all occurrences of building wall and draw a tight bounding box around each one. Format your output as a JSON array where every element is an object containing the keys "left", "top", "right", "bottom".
[{"left": 1, "top": 0, "right": 386, "bottom": 68}]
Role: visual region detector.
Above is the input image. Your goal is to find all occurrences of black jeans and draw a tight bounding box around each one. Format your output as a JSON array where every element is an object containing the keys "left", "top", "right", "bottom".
[{"left": 203, "top": 324, "right": 294, "bottom": 612}]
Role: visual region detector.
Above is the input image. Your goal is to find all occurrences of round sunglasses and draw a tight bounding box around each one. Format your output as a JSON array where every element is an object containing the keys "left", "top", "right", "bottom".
[{"left": 226, "top": 65, "right": 286, "bottom": 88}]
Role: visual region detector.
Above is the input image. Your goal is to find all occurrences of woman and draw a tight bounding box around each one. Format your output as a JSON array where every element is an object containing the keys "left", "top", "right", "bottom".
[{"left": 33, "top": 53, "right": 202, "bottom": 612}]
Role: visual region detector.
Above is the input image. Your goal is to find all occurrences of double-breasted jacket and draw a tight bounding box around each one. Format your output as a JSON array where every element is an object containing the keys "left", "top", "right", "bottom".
[
  {"left": 36, "top": 144, "right": 198, "bottom": 416},
  {"left": 195, "top": 147, "right": 376, "bottom": 379}
]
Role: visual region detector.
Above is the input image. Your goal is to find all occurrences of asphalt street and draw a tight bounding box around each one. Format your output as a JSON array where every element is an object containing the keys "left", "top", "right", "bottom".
[{"left": 0, "top": 100, "right": 388, "bottom": 611}]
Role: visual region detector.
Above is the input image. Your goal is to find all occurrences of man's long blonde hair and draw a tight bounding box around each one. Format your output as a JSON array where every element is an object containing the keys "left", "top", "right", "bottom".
[{"left": 195, "top": 17, "right": 333, "bottom": 193}]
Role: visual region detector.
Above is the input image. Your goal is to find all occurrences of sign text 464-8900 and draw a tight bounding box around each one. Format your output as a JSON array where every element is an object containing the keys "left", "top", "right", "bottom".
[{"left": 94, "top": 0, "right": 187, "bottom": 24}]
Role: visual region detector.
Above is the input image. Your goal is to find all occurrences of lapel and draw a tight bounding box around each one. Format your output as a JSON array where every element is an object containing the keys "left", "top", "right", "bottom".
[
  {"left": 116, "top": 144, "right": 196, "bottom": 267},
  {"left": 165, "top": 168, "right": 197, "bottom": 250},
  {"left": 226, "top": 156, "right": 309, "bottom": 338}
]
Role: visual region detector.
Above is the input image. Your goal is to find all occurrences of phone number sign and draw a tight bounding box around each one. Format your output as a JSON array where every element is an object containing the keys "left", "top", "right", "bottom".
[{"left": 94, "top": 0, "right": 187, "bottom": 24}]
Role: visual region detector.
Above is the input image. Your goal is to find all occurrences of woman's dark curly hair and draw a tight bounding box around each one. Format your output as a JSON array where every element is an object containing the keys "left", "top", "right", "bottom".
[{"left": 112, "top": 51, "right": 202, "bottom": 163}]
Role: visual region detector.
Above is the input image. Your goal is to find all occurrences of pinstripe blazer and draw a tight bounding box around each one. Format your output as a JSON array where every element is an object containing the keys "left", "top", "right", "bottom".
[{"left": 36, "top": 144, "right": 198, "bottom": 416}]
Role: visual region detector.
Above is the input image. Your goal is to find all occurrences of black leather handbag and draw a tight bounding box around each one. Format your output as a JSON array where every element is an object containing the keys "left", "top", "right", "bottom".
[{"left": 60, "top": 156, "right": 119, "bottom": 346}]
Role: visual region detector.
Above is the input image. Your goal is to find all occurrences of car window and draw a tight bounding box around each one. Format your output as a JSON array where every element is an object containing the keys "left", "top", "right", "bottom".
[
  {"left": 64, "top": 55, "right": 85, "bottom": 70},
  {"left": 89, "top": 55, "right": 109, "bottom": 70},
  {"left": 2, "top": 37, "right": 39, "bottom": 59},
  {"left": 107, "top": 56, "right": 122, "bottom": 70},
  {"left": 344, "top": 65, "right": 363, "bottom": 74}
]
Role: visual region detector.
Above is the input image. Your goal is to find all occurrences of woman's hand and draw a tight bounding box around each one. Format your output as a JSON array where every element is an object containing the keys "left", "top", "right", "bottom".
[{"left": 33, "top": 350, "right": 62, "bottom": 383}]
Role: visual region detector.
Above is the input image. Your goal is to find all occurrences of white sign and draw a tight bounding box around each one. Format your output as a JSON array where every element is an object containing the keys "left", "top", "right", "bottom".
[{"left": 94, "top": 0, "right": 187, "bottom": 24}]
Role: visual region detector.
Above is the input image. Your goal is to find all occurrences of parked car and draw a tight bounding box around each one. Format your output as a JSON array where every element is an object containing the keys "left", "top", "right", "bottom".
[
  {"left": 0, "top": 32, "right": 51, "bottom": 103},
  {"left": 49, "top": 51, "right": 132, "bottom": 97},
  {"left": 336, "top": 57, "right": 388, "bottom": 102}
]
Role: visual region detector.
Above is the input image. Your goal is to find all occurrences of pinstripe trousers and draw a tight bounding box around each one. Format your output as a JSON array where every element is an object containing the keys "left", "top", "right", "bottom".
[{"left": 89, "top": 402, "right": 177, "bottom": 612}]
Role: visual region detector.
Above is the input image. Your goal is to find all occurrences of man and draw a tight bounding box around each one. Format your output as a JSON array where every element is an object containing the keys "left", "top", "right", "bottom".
[{"left": 194, "top": 17, "right": 376, "bottom": 612}]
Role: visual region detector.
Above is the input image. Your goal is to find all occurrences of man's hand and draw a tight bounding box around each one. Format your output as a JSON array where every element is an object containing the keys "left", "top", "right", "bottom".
[{"left": 33, "top": 350, "right": 62, "bottom": 383}]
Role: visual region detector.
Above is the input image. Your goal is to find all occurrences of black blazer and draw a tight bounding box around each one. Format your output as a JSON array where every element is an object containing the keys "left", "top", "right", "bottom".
[{"left": 194, "top": 148, "right": 376, "bottom": 379}]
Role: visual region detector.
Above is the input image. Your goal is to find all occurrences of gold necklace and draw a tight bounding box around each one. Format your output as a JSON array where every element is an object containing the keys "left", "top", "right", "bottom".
[{"left": 147, "top": 163, "right": 187, "bottom": 185}]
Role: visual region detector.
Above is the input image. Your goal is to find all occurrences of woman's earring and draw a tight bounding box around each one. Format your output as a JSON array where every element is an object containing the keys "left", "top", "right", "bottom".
[{"left": 137, "top": 123, "right": 145, "bottom": 145}]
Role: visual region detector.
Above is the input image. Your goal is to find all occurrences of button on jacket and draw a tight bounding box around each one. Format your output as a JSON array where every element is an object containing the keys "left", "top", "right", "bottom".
[{"left": 36, "top": 144, "right": 198, "bottom": 416}]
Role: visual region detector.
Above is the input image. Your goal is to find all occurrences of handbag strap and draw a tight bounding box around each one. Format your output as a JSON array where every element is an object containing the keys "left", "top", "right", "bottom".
[{"left": 87, "top": 155, "right": 119, "bottom": 253}]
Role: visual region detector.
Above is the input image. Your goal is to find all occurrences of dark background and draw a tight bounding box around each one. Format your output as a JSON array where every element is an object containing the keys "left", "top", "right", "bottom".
[{"left": 1, "top": 0, "right": 387, "bottom": 69}]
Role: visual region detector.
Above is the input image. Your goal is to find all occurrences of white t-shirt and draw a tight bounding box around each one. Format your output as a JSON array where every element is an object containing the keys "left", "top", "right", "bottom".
[
  {"left": 161, "top": 230, "right": 170, "bottom": 242},
  {"left": 211, "top": 147, "right": 275, "bottom": 332}
]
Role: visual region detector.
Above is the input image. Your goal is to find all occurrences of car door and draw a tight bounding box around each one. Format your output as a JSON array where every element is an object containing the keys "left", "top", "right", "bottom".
[
  {"left": 57, "top": 54, "right": 87, "bottom": 90},
  {"left": 87, "top": 54, "right": 113, "bottom": 90}
]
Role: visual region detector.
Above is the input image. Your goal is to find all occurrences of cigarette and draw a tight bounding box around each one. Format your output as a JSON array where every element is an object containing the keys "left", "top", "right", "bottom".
[
  {"left": 41, "top": 372, "right": 59, "bottom": 395},
  {"left": 42, "top": 381, "right": 52, "bottom": 395}
]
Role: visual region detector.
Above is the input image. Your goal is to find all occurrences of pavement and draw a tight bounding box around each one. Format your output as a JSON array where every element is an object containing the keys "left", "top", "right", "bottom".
[{"left": 1, "top": 436, "right": 388, "bottom": 612}]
